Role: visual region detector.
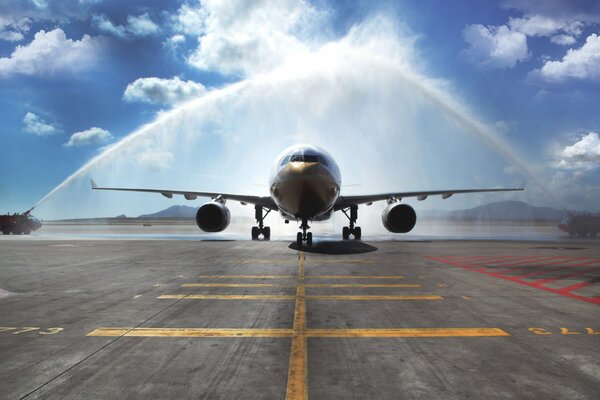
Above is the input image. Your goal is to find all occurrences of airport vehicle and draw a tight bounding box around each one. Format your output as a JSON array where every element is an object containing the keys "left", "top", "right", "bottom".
[
  {"left": 559, "top": 214, "right": 600, "bottom": 237},
  {"left": 0, "top": 212, "right": 42, "bottom": 235},
  {"left": 92, "top": 144, "right": 523, "bottom": 246}
]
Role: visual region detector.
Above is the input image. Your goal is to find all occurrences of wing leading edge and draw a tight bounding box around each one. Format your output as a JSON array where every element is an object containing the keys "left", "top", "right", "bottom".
[
  {"left": 90, "top": 179, "right": 277, "bottom": 209},
  {"left": 335, "top": 187, "right": 524, "bottom": 210}
]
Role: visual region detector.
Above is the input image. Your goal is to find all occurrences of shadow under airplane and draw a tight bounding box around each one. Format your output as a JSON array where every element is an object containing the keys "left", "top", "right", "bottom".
[{"left": 289, "top": 240, "right": 378, "bottom": 255}]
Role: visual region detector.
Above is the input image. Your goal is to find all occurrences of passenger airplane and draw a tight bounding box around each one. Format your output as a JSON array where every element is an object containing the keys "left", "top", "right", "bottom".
[{"left": 92, "top": 144, "right": 523, "bottom": 246}]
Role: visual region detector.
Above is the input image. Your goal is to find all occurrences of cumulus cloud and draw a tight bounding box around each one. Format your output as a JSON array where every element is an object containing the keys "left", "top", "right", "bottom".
[
  {"left": 463, "top": 24, "right": 528, "bottom": 68},
  {"left": 65, "top": 127, "right": 113, "bottom": 147},
  {"left": 556, "top": 132, "right": 600, "bottom": 170},
  {"left": 176, "top": 0, "right": 325, "bottom": 76},
  {"left": 533, "top": 34, "right": 600, "bottom": 81},
  {"left": 123, "top": 76, "right": 206, "bottom": 105},
  {"left": 22, "top": 112, "right": 60, "bottom": 135},
  {"left": 0, "top": 28, "right": 103, "bottom": 77},
  {"left": 92, "top": 13, "right": 159, "bottom": 38}
]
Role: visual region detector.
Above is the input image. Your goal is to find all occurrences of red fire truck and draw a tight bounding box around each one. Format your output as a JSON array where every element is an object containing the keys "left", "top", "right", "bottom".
[{"left": 0, "top": 212, "right": 42, "bottom": 235}]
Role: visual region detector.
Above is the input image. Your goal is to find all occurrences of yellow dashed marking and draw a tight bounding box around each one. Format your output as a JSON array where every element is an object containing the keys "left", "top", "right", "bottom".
[
  {"left": 181, "top": 283, "right": 419, "bottom": 288},
  {"left": 305, "top": 283, "right": 419, "bottom": 288},
  {"left": 305, "top": 295, "right": 442, "bottom": 301},
  {"left": 158, "top": 294, "right": 441, "bottom": 301},
  {"left": 286, "top": 253, "right": 307, "bottom": 400},
  {"left": 196, "top": 275, "right": 404, "bottom": 280}
]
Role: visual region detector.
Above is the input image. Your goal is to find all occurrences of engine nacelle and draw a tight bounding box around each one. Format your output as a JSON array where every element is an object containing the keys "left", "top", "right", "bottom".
[
  {"left": 382, "top": 203, "right": 417, "bottom": 233},
  {"left": 196, "top": 202, "right": 231, "bottom": 232}
]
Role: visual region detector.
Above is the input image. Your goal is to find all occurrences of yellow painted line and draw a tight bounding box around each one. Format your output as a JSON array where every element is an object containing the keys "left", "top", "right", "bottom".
[
  {"left": 197, "top": 275, "right": 295, "bottom": 279},
  {"left": 306, "top": 328, "right": 510, "bottom": 337},
  {"left": 86, "top": 327, "right": 509, "bottom": 338},
  {"left": 158, "top": 294, "right": 295, "bottom": 300},
  {"left": 305, "top": 283, "right": 420, "bottom": 288},
  {"left": 87, "top": 328, "right": 293, "bottom": 337},
  {"left": 157, "top": 294, "right": 441, "bottom": 301},
  {"left": 305, "top": 295, "right": 442, "bottom": 300},
  {"left": 182, "top": 283, "right": 296, "bottom": 287},
  {"left": 306, "top": 275, "right": 404, "bottom": 279},
  {"left": 286, "top": 253, "right": 307, "bottom": 400}
]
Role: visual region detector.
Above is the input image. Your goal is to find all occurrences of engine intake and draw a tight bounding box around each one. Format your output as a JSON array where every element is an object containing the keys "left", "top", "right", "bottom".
[
  {"left": 196, "top": 202, "right": 231, "bottom": 232},
  {"left": 382, "top": 203, "right": 416, "bottom": 233}
]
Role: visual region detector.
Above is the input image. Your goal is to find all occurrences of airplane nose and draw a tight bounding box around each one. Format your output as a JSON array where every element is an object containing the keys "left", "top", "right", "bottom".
[{"left": 273, "top": 162, "right": 339, "bottom": 218}]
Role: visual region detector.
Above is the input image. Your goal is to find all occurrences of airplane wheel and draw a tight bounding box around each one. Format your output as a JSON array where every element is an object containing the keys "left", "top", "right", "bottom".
[
  {"left": 23, "top": 228, "right": 31, "bottom": 235},
  {"left": 296, "top": 232, "right": 303, "bottom": 247},
  {"left": 12, "top": 227, "right": 22, "bottom": 235},
  {"left": 306, "top": 232, "right": 313, "bottom": 247},
  {"left": 251, "top": 226, "right": 259, "bottom": 239},
  {"left": 1, "top": 227, "right": 10, "bottom": 235},
  {"left": 353, "top": 226, "right": 361, "bottom": 240},
  {"left": 342, "top": 226, "right": 350, "bottom": 240},
  {"left": 263, "top": 226, "right": 271, "bottom": 239}
]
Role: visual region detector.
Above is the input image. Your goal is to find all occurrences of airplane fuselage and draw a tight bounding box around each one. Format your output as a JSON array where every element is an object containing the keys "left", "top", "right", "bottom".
[{"left": 269, "top": 144, "right": 341, "bottom": 221}]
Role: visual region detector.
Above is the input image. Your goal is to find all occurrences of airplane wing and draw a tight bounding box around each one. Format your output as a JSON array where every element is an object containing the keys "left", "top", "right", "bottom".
[
  {"left": 334, "top": 187, "right": 524, "bottom": 209},
  {"left": 90, "top": 179, "right": 277, "bottom": 209}
]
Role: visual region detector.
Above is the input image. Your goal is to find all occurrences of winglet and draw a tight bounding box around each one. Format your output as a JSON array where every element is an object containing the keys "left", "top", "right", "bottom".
[{"left": 90, "top": 178, "right": 98, "bottom": 189}]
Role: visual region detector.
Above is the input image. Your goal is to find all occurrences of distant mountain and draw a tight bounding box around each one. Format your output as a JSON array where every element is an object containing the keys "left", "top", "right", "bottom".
[
  {"left": 423, "top": 200, "right": 568, "bottom": 221},
  {"left": 137, "top": 205, "right": 197, "bottom": 219}
]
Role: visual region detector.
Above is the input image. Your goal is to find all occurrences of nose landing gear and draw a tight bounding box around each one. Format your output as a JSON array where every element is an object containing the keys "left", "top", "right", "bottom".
[
  {"left": 296, "top": 218, "right": 313, "bottom": 247},
  {"left": 341, "top": 205, "right": 361, "bottom": 240},
  {"left": 251, "top": 205, "right": 271, "bottom": 240}
]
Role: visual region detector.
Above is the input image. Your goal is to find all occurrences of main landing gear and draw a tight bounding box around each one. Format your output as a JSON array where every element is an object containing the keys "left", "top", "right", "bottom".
[
  {"left": 251, "top": 205, "right": 271, "bottom": 240},
  {"left": 341, "top": 205, "right": 361, "bottom": 240},
  {"left": 296, "top": 218, "right": 313, "bottom": 247}
]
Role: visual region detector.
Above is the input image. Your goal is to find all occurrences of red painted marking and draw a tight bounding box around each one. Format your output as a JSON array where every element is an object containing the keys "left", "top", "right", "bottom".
[
  {"left": 495, "top": 257, "right": 587, "bottom": 275},
  {"left": 532, "top": 266, "right": 600, "bottom": 287},
  {"left": 558, "top": 278, "right": 600, "bottom": 294},
  {"left": 428, "top": 256, "right": 600, "bottom": 306},
  {"left": 513, "top": 258, "right": 600, "bottom": 279}
]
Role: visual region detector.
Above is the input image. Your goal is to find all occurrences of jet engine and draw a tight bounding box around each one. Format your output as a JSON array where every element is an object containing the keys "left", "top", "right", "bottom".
[
  {"left": 196, "top": 202, "right": 231, "bottom": 232},
  {"left": 382, "top": 203, "right": 416, "bottom": 233}
]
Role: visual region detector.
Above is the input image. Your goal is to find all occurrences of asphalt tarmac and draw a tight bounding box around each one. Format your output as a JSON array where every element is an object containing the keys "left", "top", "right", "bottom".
[{"left": 1, "top": 238, "right": 599, "bottom": 399}]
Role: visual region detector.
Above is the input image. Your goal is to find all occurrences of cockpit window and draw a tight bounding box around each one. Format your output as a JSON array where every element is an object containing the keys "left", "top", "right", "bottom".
[
  {"left": 280, "top": 156, "right": 290, "bottom": 166},
  {"left": 288, "top": 154, "right": 328, "bottom": 165}
]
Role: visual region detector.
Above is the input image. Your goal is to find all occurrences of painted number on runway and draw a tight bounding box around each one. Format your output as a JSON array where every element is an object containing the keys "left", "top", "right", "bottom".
[
  {"left": 0, "top": 327, "right": 64, "bottom": 335},
  {"left": 528, "top": 327, "right": 600, "bottom": 335}
]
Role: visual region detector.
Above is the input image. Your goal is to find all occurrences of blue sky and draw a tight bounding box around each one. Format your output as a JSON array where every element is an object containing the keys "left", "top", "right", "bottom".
[{"left": 1, "top": 0, "right": 600, "bottom": 219}]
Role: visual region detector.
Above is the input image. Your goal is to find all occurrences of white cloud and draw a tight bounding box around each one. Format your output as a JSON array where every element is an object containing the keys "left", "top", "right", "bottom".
[
  {"left": 178, "top": 0, "right": 324, "bottom": 76},
  {"left": 136, "top": 149, "right": 174, "bottom": 171},
  {"left": 534, "top": 34, "right": 600, "bottom": 81},
  {"left": 92, "top": 14, "right": 126, "bottom": 37},
  {"left": 0, "top": 28, "right": 103, "bottom": 77},
  {"left": 550, "top": 34, "right": 576, "bottom": 46},
  {"left": 556, "top": 132, "right": 600, "bottom": 170},
  {"left": 92, "top": 13, "right": 159, "bottom": 38},
  {"left": 0, "top": 15, "right": 30, "bottom": 42},
  {"left": 172, "top": 4, "right": 205, "bottom": 36},
  {"left": 65, "top": 127, "right": 113, "bottom": 147},
  {"left": 463, "top": 24, "right": 528, "bottom": 68},
  {"left": 508, "top": 15, "right": 564, "bottom": 36},
  {"left": 126, "top": 13, "right": 159, "bottom": 36},
  {"left": 22, "top": 112, "right": 59, "bottom": 135},
  {"left": 123, "top": 76, "right": 206, "bottom": 105},
  {"left": 164, "top": 34, "right": 186, "bottom": 55}
]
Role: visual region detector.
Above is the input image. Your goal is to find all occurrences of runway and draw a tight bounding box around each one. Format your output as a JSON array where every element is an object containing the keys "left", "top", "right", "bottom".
[{"left": 1, "top": 238, "right": 599, "bottom": 399}]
